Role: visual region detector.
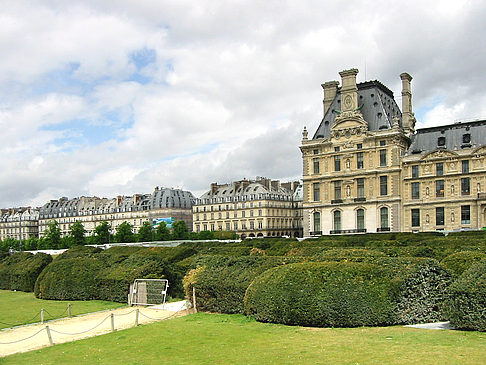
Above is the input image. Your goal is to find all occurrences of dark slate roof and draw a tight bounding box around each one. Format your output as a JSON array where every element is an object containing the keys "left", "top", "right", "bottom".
[
  {"left": 408, "top": 120, "right": 486, "bottom": 154},
  {"left": 312, "top": 81, "right": 402, "bottom": 139}
]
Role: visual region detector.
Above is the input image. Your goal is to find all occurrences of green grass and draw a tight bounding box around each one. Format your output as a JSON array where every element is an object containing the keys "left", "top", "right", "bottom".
[
  {"left": 2, "top": 313, "right": 485, "bottom": 364},
  {"left": 0, "top": 290, "right": 125, "bottom": 329}
]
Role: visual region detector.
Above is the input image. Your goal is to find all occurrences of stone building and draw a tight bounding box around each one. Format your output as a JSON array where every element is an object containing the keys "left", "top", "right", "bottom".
[
  {"left": 301, "top": 68, "right": 486, "bottom": 236},
  {"left": 0, "top": 208, "right": 39, "bottom": 241},
  {"left": 193, "top": 177, "right": 303, "bottom": 238}
]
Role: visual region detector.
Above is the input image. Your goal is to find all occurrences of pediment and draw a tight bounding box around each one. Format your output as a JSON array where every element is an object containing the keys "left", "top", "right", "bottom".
[
  {"left": 472, "top": 145, "right": 486, "bottom": 155},
  {"left": 421, "top": 149, "right": 458, "bottom": 160},
  {"left": 331, "top": 111, "right": 368, "bottom": 131}
]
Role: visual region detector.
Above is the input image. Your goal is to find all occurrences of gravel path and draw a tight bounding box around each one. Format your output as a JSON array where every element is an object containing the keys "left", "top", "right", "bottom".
[{"left": 0, "top": 301, "right": 189, "bottom": 357}]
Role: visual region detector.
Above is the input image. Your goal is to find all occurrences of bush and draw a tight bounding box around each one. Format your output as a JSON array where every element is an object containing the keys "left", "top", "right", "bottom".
[
  {"left": 443, "top": 260, "right": 486, "bottom": 331},
  {"left": 440, "top": 251, "right": 486, "bottom": 277},
  {"left": 244, "top": 259, "right": 451, "bottom": 327},
  {"left": 55, "top": 245, "right": 102, "bottom": 260},
  {"left": 34, "top": 257, "right": 107, "bottom": 300},
  {"left": 0, "top": 252, "right": 52, "bottom": 292}
]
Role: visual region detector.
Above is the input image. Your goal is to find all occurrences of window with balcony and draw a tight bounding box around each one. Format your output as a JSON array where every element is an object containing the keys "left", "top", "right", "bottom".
[
  {"left": 313, "top": 212, "right": 320, "bottom": 233},
  {"left": 334, "top": 181, "right": 342, "bottom": 200},
  {"left": 357, "top": 178, "right": 365, "bottom": 198},
  {"left": 380, "top": 207, "right": 389, "bottom": 229},
  {"left": 333, "top": 210, "right": 341, "bottom": 231},
  {"left": 356, "top": 209, "right": 365, "bottom": 231},
  {"left": 411, "top": 182, "right": 420, "bottom": 199},
  {"left": 436, "top": 180, "right": 445, "bottom": 197}
]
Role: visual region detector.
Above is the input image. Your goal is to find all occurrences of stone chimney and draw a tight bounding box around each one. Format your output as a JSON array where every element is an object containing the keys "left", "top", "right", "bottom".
[
  {"left": 322, "top": 81, "right": 339, "bottom": 116},
  {"left": 339, "top": 68, "right": 359, "bottom": 112},
  {"left": 400, "top": 72, "right": 416, "bottom": 136},
  {"left": 210, "top": 183, "right": 219, "bottom": 195},
  {"left": 271, "top": 180, "right": 280, "bottom": 191}
]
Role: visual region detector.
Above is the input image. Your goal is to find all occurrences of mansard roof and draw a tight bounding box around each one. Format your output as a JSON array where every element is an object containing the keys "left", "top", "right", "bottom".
[
  {"left": 408, "top": 119, "right": 486, "bottom": 154},
  {"left": 313, "top": 81, "right": 402, "bottom": 139}
]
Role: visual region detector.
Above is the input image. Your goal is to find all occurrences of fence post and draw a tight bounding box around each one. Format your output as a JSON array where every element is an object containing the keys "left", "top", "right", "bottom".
[
  {"left": 67, "top": 303, "right": 72, "bottom": 318},
  {"left": 135, "top": 309, "right": 139, "bottom": 326},
  {"left": 41, "top": 308, "right": 45, "bottom": 324},
  {"left": 111, "top": 313, "right": 115, "bottom": 332},
  {"left": 186, "top": 300, "right": 190, "bottom": 315},
  {"left": 45, "top": 326, "right": 54, "bottom": 346},
  {"left": 192, "top": 287, "right": 197, "bottom": 313}
]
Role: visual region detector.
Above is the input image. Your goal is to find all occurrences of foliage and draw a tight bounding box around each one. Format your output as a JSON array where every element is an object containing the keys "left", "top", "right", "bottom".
[
  {"left": 172, "top": 220, "right": 189, "bottom": 240},
  {"left": 95, "top": 221, "right": 111, "bottom": 244},
  {"left": 154, "top": 221, "right": 171, "bottom": 241},
  {"left": 440, "top": 251, "right": 486, "bottom": 277},
  {"left": 115, "top": 221, "right": 135, "bottom": 243},
  {"left": 0, "top": 252, "right": 52, "bottom": 292},
  {"left": 69, "top": 221, "right": 86, "bottom": 245},
  {"left": 443, "top": 260, "right": 486, "bottom": 331},
  {"left": 137, "top": 221, "right": 154, "bottom": 242},
  {"left": 43, "top": 220, "right": 62, "bottom": 248},
  {"left": 55, "top": 245, "right": 103, "bottom": 260}
]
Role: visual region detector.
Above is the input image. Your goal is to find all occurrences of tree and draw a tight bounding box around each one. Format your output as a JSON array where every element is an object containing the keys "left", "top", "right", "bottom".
[
  {"left": 172, "top": 220, "right": 189, "bottom": 240},
  {"left": 137, "top": 221, "right": 153, "bottom": 242},
  {"left": 95, "top": 221, "right": 111, "bottom": 244},
  {"left": 23, "top": 236, "right": 39, "bottom": 250},
  {"left": 44, "top": 220, "right": 61, "bottom": 248},
  {"left": 198, "top": 230, "right": 214, "bottom": 240},
  {"left": 70, "top": 221, "right": 86, "bottom": 246},
  {"left": 154, "top": 221, "right": 171, "bottom": 241},
  {"left": 115, "top": 221, "right": 135, "bottom": 243}
]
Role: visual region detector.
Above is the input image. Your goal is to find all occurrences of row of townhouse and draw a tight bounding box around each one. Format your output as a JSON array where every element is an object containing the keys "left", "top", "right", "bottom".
[{"left": 301, "top": 68, "right": 486, "bottom": 236}]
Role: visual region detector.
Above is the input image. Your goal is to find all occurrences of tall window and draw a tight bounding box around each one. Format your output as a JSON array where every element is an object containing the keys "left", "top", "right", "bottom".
[
  {"left": 379, "top": 149, "right": 387, "bottom": 166},
  {"left": 313, "top": 158, "right": 320, "bottom": 174},
  {"left": 333, "top": 210, "right": 341, "bottom": 231},
  {"left": 334, "top": 181, "right": 342, "bottom": 200},
  {"left": 380, "top": 207, "right": 389, "bottom": 229},
  {"left": 436, "top": 163, "right": 443, "bottom": 176},
  {"left": 334, "top": 155, "right": 341, "bottom": 171},
  {"left": 461, "top": 205, "right": 470, "bottom": 224},
  {"left": 313, "top": 183, "right": 320, "bottom": 201},
  {"left": 313, "top": 212, "right": 320, "bottom": 233},
  {"left": 357, "top": 152, "right": 364, "bottom": 169},
  {"left": 462, "top": 160, "right": 469, "bottom": 174},
  {"left": 356, "top": 209, "right": 365, "bottom": 231},
  {"left": 412, "top": 165, "right": 419, "bottom": 178},
  {"left": 436, "top": 180, "right": 445, "bottom": 197},
  {"left": 411, "top": 182, "right": 420, "bottom": 199},
  {"left": 411, "top": 209, "right": 420, "bottom": 227},
  {"left": 380, "top": 176, "right": 388, "bottom": 196},
  {"left": 436, "top": 207, "right": 444, "bottom": 226},
  {"left": 357, "top": 178, "right": 365, "bottom": 198},
  {"left": 461, "top": 177, "right": 470, "bottom": 195}
]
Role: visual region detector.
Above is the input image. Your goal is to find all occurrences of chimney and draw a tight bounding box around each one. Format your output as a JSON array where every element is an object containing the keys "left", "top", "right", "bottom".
[
  {"left": 339, "top": 69, "right": 359, "bottom": 112},
  {"left": 210, "top": 183, "right": 219, "bottom": 195},
  {"left": 271, "top": 180, "right": 280, "bottom": 191},
  {"left": 322, "top": 81, "right": 339, "bottom": 116},
  {"left": 400, "top": 72, "right": 416, "bottom": 136}
]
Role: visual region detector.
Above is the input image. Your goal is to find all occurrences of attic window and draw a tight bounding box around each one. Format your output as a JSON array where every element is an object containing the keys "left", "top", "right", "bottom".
[
  {"left": 371, "top": 93, "right": 374, "bottom": 97},
  {"left": 324, "top": 121, "right": 329, "bottom": 126},
  {"left": 379, "top": 125, "right": 388, "bottom": 130},
  {"left": 438, "top": 137, "right": 446, "bottom": 147},
  {"left": 373, "top": 102, "right": 378, "bottom": 107},
  {"left": 463, "top": 134, "right": 471, "bottom": 144},
  {"left": 253, "top": 187, "right": 258, "bottom": 191}
]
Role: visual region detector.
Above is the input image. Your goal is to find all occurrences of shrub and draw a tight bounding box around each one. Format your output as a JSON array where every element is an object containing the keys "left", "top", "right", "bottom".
[
  {"left": 443, "top": 260, "right": 486, "bottom": 331},
  {"left": 35, "top": 257, "right": 107, "bottom": 300},
  {"left": 440, "top": 251, "right": 486, "bottom": 277},
  {"left": 55, "top": 245, "right": 102, "bottom": 260},
  {"left": 244, "top": 259, "right": 451, "bottom": 327},
  {"left": 0, "top": 252, "right": 52, "bottom": 292}
]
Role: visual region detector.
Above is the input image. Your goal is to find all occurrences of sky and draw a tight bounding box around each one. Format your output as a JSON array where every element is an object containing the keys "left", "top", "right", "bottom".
[{"left": 1, "top": 0, "right": 486, "bottom": 208}]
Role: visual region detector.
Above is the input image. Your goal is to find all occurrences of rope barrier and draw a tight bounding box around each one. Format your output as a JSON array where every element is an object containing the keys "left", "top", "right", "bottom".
[
  {"left": 112, "top": 309, "right": 137, "bottom": 317},
  {"left": 0, "top": 327, "right": 46, "bottom": 345},
  {"left": 0, "top": 311, "right": 41, "bottom": 327},
  {"left": 49, "top": 315, "right": 112, "bottom": 336}
]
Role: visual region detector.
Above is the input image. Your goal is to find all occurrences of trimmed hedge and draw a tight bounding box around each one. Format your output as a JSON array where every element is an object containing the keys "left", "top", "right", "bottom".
[
  {"left": 183, "top": 255, "right": 308, "bottom": 314},
  {"left": 55, "top": 245, "right": 102, "bottom": 260},
  {"left": 0, "top": 252, "right": 52, "bottom": 292},
  {"left": 440, "top": 251, "right": 486, "bottom": 277},
  {"left": 443, "top": 260, "right": 486, "bottom": 331},
  {"left": 35, "top": 257, "right": 107, "bottom": 300},
  {"left": 244, "top": 260, "right": 451, "bottom": 327}
]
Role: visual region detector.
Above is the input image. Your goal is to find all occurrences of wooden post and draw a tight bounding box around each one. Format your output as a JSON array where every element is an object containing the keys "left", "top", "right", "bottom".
[
  {"left": 41, "top": 308, "right": 45, "bottom": 324},
  {"left": 67, "top": 303, "right": 72, "bottom": 318},
  {"left": 192, "top": 287, "right": 197, "bottom": 313},
  {"left": 45, "top": 326, "right": 54, "bottom": 346},
  {"left": 135, "top": 309, "right": 139, "bottom": 326},
  {"left": 186, "top": 300, "right": 190, "bottom": 315},
  {"left": 111, "top": 313, "right": 115, "bottom": 332}
]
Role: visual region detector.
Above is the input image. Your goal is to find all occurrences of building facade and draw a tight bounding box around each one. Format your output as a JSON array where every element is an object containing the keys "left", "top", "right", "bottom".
[
  {"left": 0, "top": 208, "right": 39, "bottom": 241},
  {"left": 301, "top": 68, "right": 486, "bottom": 236},
  {"left": 193, "top": 177, "right": 303, "bottom": 238}
]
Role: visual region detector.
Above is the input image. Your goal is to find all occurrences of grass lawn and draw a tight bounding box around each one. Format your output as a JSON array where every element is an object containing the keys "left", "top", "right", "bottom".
[
  {"left": 2, "top": 313, "right": 485, "bottom": 364},
  {"left": 0, "top": 290, "right": 125, "bottom": 329}
]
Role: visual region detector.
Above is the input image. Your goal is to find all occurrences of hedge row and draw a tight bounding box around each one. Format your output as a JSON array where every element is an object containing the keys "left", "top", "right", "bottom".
[
  {"left": 0, "top": 252, "right": 52, "bottom": 292},
  {"left": 443, "top": 260, "right": 486, "bottom": 331},
  {"left": 244, "top": 260, "right": 451, "bottom": 327},
  {"left": 440, "top": 251, "right": 486, "bottom": 277}
]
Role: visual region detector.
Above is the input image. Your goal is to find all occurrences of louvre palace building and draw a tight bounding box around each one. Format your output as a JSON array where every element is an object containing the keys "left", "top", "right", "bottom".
[{"left": 301, "top": 68, "right": 486, "bottom": 236}]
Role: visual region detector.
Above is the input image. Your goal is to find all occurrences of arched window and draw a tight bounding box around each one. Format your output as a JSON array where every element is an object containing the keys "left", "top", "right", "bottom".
[
  {"left": 380, "top": 207, "right": 389, "bottom": 229},
  {"left": 333, "top": 210, "right": 341, "bottom": 232},
  {"left": 313, "top": 212, "right": 321, "bottom": 233},
  {"left": 357, "top": 209, "right": 365, "bottom": 231}
]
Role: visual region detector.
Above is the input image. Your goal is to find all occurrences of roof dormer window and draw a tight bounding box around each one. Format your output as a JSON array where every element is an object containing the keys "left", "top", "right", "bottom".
[{"left": 438, "top": 136, "right": 446, "bottom": 147}]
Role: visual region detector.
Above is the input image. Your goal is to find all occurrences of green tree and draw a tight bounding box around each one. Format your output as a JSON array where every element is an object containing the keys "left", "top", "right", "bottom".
[
  {"left": 115, "top": 221, "right": 135, "bottom": 243},
  {"left": 198, "top": 230, "right": 214, "bottom": 240},
  {"left": 70, "top": 221, "right": 86, "bottom": 245},
  {"left": 154, "top": 221, "right": 171, "bottom": 241},
  {"left": 137, "top": 221, "right": 154, "bottom": 242},
  {"left": 44, "top": 220, "right": 61, "bottom": 248},
  {"left": 23, "top": 236, "right": 39, "bottom": 250},
  {"left": 95, "top": 221, "right": 111, "bottom": 244},
  {"left": 172, "top": 220, "right": 189, "bottom": 240},
  {"left": 3, "top": 237, "right": 19, "bottom": 250}
]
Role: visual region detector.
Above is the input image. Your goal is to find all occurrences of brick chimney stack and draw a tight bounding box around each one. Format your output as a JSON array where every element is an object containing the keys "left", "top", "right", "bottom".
[{"left": 400, "top": 72, "right": 416, "bottom": 136}]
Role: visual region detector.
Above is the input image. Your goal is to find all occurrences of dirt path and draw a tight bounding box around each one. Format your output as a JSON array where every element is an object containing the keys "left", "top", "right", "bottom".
[{"left": 0, "top": 301, "right": 189, "bottom": 357}]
